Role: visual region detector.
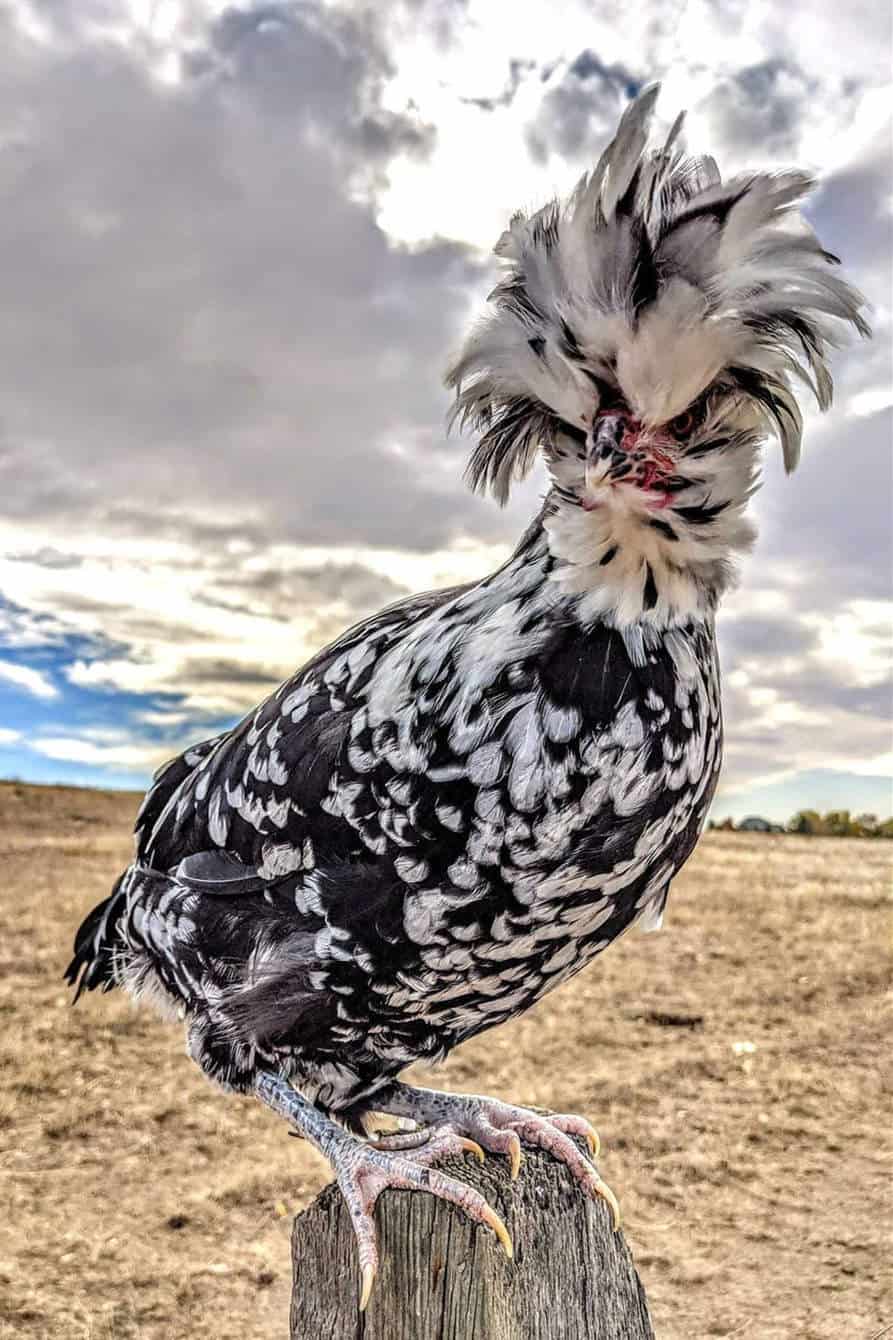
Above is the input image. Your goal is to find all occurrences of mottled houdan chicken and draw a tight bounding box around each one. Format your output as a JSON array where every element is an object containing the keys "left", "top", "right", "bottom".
[{"left": 68, "top": 86, "right": 867, "bottom": 1307}]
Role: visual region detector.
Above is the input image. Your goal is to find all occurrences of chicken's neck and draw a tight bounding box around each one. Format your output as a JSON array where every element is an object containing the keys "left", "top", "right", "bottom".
[
  {"left": 505, "top": 485, "right": 752, "bottom": 634},
  {"left": 543, "top": 490, "right": 721, "bottom": 629},
  {"left": 530, "top": 426, "right": 760, "bottom": 631}
]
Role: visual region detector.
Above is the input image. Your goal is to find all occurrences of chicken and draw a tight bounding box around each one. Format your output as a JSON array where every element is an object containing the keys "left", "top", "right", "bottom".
[{"left": 67, "top": 85, "right": 868, "bottom": 1309}]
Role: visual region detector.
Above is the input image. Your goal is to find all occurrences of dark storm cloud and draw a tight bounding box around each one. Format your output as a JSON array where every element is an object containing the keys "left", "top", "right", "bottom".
[
  {"left": 567, "top": 50, "right": 641, "bottom": 93},
  {"left": 0, "top": 3, "right": 501, "bottom": 554},
  {"left": 719, "top": 619, "right": 891, "bottom": 722},
  {"left": 221, "top": 560, "right": 409, "bottom": 604},
  {"left": 700, "top": 60, "right": 815, "bottom": 159},
  {"left": 461, "top": 58, "right": 536, "bottom": 112},
  {"left": 179, "top": 655, "right": 288, "bottom": 687},
  {"left": 524, "top": 51, "right": 642, "bottom": 164},
  {"left": 793, "top": 672, "right": 891, "bottom": 720},
  {"left": 756, "top": 406, "right": 893, "bottom": 603},
  {"left": 6, "top": 547, "right": 84, "bottom": 570},
  {"left": 718, "top": 614, "right": 820, "bottom": 661},
  {"left": 43, "top": 595, "right": 221, "bottom": 646},
  {"left": 201, "top": 559, "right": 411, "bottom": 621},
  {"left": 198, "top": 4, "right": 435, "bottom": 164},
  {"left": 809, "top": 115, "right": 893, "bottom": 301},
  {"left": 29, "top": 548, "right": 412, "bottom": 651},
  {"left": 718, "top": 668, "right": 889, "bottom": 794}
]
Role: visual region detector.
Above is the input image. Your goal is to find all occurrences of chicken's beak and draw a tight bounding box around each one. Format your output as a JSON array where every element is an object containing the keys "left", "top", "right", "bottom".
[
  {"left": 583, "top": 414, "right": 628, "bottom": 506},
  {"left": 586, "top": 413, "right": 627, "bottom": 465}
]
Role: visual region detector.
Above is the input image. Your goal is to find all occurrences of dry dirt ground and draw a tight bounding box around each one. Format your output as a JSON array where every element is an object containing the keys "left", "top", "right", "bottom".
[{"left": 1, "top": 780, "right": 890, "bottom": 1340}]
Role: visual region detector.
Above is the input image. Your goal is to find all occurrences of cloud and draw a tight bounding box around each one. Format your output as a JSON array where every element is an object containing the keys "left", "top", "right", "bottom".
[
  {"left": 718, "top": 612, "right": 821, "bottom": 661},
  {"left": 712, "top": 766, "right": 893, "bottom": 825},
  {"left": 30, "top": 734, "right": 170, "bottom": 770},
  {"left": 849, "top": 389, "right": 893, "bottom": 418},
  {"left": 809, "top": 109, "right": 893, "bottom": 302},
  {"left": 200, "top": 560, "right": 411, "bottom": 622},
  {"left": 754, "top": 407, "right": 893, "bottom": 604},
  {"left": 0, "top": 658, "right": 59, "bottom": 700},
  {"left": 698, "top": 59, "right": 815, "bottom": 161},
  {"left": 1, "top": 515, "right": 511, "bottom": 727},
  {"left": 524, "top": 50, "right": 642, "bottom": 164},
  {"left": 0, "top": 0, "right": 889, "bottom": 813},
  {"left": 716, "top": 591, "right": 891, "bottom": 796},
  {"left": 6, "top": 547, "right": 84, "bottom": 570},
  {"left": 460, "top": 57, "right": 536, "bottom": 112},
  {"left": 0, "top": 1, "right": 496, "bottom": 556}
]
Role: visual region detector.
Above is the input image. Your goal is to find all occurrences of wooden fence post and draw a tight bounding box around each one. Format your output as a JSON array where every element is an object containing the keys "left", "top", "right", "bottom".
[{"left": 290, "top": 1140, "right": 655, "bottom": 1339}]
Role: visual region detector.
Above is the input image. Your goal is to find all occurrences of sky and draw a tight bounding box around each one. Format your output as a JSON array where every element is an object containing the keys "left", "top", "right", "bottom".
[{"left": 0, "top": 0, "right": 891, "bottom": 823}]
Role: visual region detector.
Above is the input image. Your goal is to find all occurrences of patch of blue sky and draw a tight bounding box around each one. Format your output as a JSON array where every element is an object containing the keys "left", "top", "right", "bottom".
[
  {"left": 0, "top": 621, "right": 237, "bottom": 789},
  {"left": 712, "top": 769, "right": 893, "bottom": 825}
]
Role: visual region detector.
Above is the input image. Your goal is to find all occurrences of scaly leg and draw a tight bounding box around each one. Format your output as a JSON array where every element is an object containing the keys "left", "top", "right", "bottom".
[
  {"left": 373, "top": 1082, "right": 620, "bottom": 1229},
  {"left": 255, "top": 1072, "right": 512, "bottom": 1310}
]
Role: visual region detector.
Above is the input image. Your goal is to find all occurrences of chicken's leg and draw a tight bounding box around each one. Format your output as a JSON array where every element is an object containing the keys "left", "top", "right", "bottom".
[
  {"left": 373, "top": 1081, "right": 620, "bottom": 1227},
  {"left": 255, "top": 1072, "right": 512, "bottom": 1310}
]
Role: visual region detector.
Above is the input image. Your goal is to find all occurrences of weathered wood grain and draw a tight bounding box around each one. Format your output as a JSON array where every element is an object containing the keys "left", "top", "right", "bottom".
[{"left": 291, "top": 1141, "right": 655, "bottom": 1339}]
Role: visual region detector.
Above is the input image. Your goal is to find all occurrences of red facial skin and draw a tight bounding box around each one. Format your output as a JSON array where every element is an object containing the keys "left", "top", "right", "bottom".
[{"left": 582, "top": 410, "right": 680, "bottom": 511}]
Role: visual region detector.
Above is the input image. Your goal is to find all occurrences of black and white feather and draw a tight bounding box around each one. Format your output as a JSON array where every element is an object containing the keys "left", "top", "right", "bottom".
[
  {"left": 449, "top": 84, "right": 867, "bottom": 492},
  {"left": 67, "top": 86, "right": 868, "bottom": 1128}
]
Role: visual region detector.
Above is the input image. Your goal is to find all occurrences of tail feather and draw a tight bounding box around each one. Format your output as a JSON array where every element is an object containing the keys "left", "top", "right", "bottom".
[
  {"left": 66, "top": 727, "right": 221, "bottom": 1003},
  {"left": 65, "top": 873, "right": 129, "bottom": 1002}
]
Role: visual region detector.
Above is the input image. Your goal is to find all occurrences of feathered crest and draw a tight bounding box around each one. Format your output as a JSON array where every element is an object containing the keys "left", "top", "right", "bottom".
[{"left": 447, "top": 84, "right": 869, "bottom": 502}]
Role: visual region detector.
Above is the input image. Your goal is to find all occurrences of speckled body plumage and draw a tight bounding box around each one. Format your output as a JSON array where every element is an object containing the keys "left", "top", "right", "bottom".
[
  {"left": 76, "top": 514, "right": 720, "bottom": 1117},
  {"left": 68, "top": 89, "right": 867, "bottom": 1271}
]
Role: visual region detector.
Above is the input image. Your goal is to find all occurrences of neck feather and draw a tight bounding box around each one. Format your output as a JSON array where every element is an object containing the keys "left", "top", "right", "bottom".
[{"left": 539, "top": 435, "right": 760, "bottom": 628}]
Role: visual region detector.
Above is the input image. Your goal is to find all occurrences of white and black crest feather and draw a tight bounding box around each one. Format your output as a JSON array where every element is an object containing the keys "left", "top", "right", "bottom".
[{"left": 448, "top": 83, "right": 869, "bottom": 500}]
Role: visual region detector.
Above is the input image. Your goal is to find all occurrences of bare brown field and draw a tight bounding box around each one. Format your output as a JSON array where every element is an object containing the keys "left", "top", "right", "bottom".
[{"left": 1, "top": 779, "right": 890, "bottom": 1340}]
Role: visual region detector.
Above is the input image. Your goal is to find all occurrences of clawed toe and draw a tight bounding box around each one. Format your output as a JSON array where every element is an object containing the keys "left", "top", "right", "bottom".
[
  {"left": 506, "top": 1113, "right": 619, "bottom": 1226},
  {"left": 549, "top": 1112, "right": 601, "bottom": 1159},
  {"left": 372, "top": 1083, "right": 621, "bottom": 1230},
  {"left": 340, "top": 1136, "right": 513, "bottom": 1310},
  {"left": 359, "top": 1263, "right": 376, "bottom": 1312},
  {"left": 367, "top": 1124, "right": 485, "bottom": 1166}
]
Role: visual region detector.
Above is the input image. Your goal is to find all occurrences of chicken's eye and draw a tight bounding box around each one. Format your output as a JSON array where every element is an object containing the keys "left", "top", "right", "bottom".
[
  {"left": 668, "top": 396, "right": 709, "bottom": 439},
  {"left": 669, "top": 410, "right": 694, "bottom": 436}
]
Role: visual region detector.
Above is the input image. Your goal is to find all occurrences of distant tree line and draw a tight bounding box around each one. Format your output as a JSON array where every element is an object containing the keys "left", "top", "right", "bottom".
[
  {"left": 786, "top": 810, "right": 893, "bottom": 838},
  {"left": 709, "top": 811, "right": 893, "bottom": 838}
]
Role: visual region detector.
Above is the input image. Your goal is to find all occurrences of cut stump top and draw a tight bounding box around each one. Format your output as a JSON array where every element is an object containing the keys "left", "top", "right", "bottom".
[{"left": 290, "top": 1138, "right": 655, "bottom": 1340}]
